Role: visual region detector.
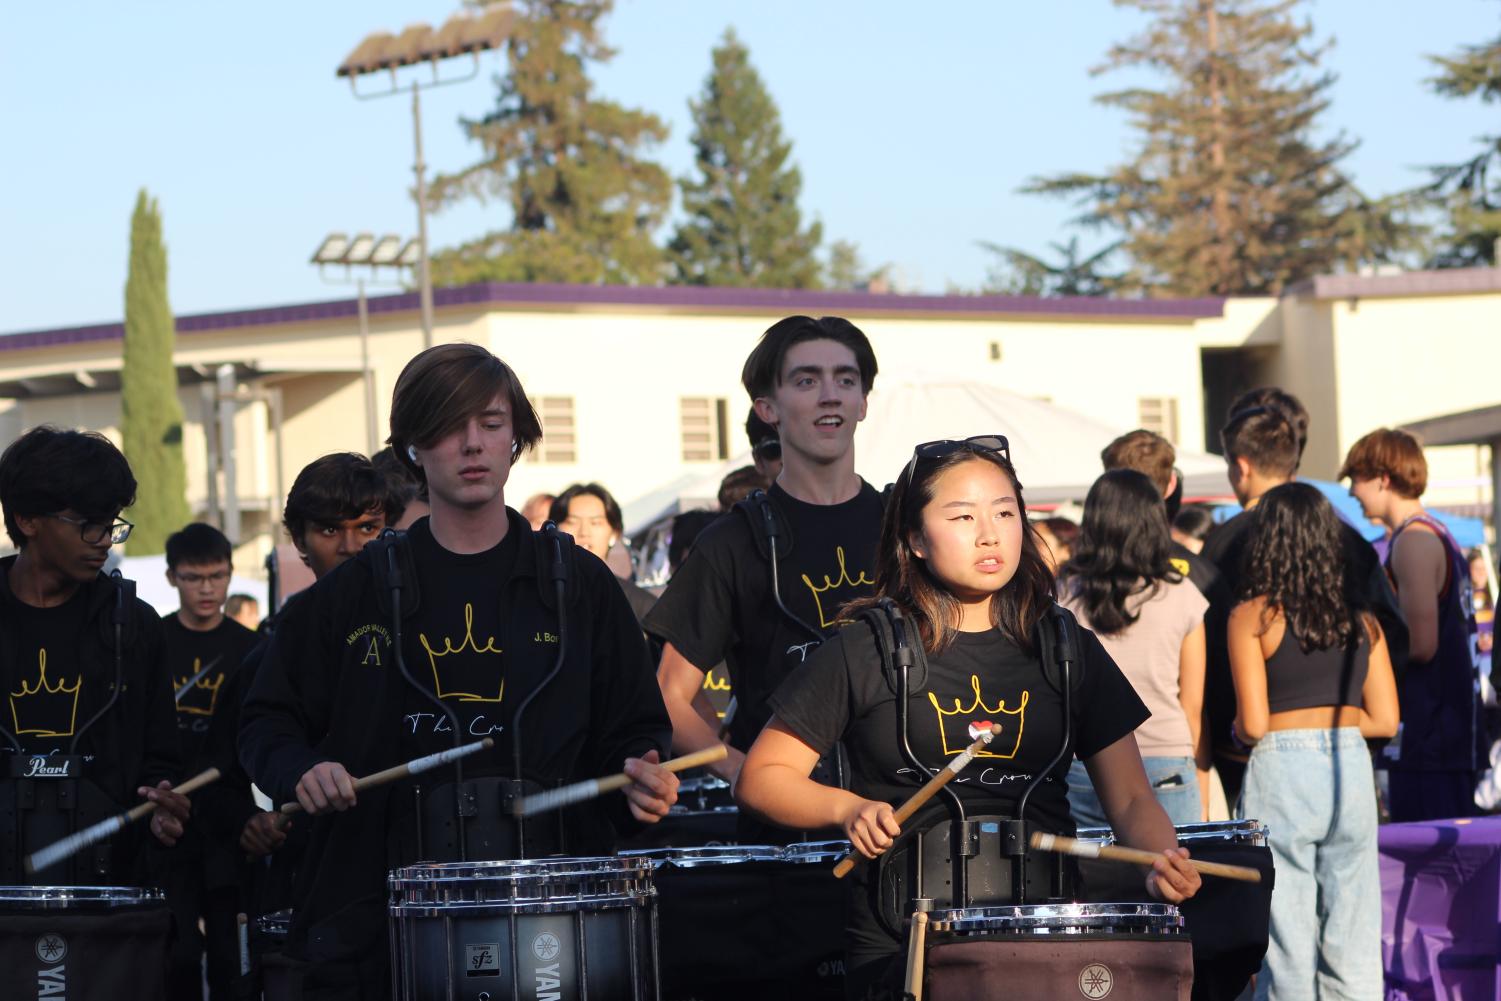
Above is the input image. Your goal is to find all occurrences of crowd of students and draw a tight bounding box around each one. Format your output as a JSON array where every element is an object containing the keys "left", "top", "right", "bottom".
[{"left": 0, "top": 314, "right": 1488, "bottom": 1001}]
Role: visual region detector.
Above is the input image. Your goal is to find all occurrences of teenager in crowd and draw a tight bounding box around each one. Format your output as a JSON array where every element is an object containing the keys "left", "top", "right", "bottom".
[
  {"left": 199, "top": 452, "right": 398, "bottom": 920},
  {"left": 1059, "top": 470, "right": 1209, "bottom": 827},
  {"left": 239, "top": 345, "right": 676, "bottom": 998},
  {"left": 225, "top": 593, "right": 260, "bottom": 630},
  {"left": 0, "top": 427, "right": 188, "bottom": 886},
  {"left": 737, "top": 435, "right": 1200, "bottom": 1000},
  {"left": 647, "top": 316, "right": 885, "bottom": 810},
  {"left": 1101, "top": 428, "right": 1221, "bottom": 597},
  {"left": 161, "top": 522, "right": 261, "bottom": 1001},
  {"left": 1229, "top": 482, "right": 1398, "bottom": 999},
  {"left": 370, "top": 445, "right": 424, "bottom": 529},
  {"left": 1172, "top": 505, "right": 1216, "bottom": 555},
  {"left": 1341, "top": 428, "right": 1478, "bottom": 821},
  {"left": 551, "top": 481, "right": 657, "bottom": 624},
  {"left": 1202, "top": 390, "right": 1406, "bottom": 804},
  {"left": 1033, "top": 516, "right": 1078, "bottom": 577}
]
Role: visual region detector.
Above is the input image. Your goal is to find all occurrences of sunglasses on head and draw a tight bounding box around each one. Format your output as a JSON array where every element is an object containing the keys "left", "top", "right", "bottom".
[{"left": 903, "top": 434, "right": 1011, "bottom": 484}]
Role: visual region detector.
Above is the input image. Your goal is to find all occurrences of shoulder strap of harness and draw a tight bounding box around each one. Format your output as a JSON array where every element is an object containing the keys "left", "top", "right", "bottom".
[
  {"left": 733, "top": 488, "right": 793, "bottom": 562},
  {"left": 369, "top": 530, "right": 421, "bottom": 620},
  {"left": 1033, "top": 602, "right": 1086, "bottom": 695}
]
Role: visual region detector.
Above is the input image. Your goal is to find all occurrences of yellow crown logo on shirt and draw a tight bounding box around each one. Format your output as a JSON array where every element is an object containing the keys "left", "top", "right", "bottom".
[
  {"left": 928, "top": 675, "right": 1028, "bottom": 759},
  {"left": 420, "top": 603, "right": 505, "bottom": 703},
  {"left": 801, "top": 547, "right": 876, "bottom": 629},
  {"left": 174, "top": 661, "right": 225, "bottom": 717},
  {"left": 9, "top": 651, "right": 81, "bottom": 739}
]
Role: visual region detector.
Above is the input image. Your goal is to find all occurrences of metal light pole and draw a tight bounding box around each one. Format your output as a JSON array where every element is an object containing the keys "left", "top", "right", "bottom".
[
  {"left": 336, "top": 8, "right": 514, "bottom": 349},
  {"left": 312, "top": 233, "right": 419, "bottom": 456}
]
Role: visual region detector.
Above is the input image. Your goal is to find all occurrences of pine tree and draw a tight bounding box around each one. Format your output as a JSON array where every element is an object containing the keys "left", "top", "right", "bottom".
[
  {"left": 1026, "top": 0, "right": 1411, "bottom": 297},
  {"left": 429, "top": 0, "right": 671, "bottom": 285},
  {"left": 1421, "top": 16, "right": 1501, "bottom": 267},
  {"left": 120, "top": 190, "right": 191, "bottom": 555},
  {"left": 668, "top": 29, "right": 822, "bottom": 288},
  {"left": 823, "top": 239, "right": 890, "bottom": 291},
  {"left": 978, "top": 237, "right": 1121, "bottom": 296}
]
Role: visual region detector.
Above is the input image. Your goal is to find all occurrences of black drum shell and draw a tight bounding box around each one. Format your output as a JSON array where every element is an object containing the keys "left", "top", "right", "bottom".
[{"left": 0, "top": 885, "right": 170, "bottom": 1001}]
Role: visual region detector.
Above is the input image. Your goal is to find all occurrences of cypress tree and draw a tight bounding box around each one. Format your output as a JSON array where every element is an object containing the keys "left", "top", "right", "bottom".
[
  {"left": 429, "top": 0, "right": 671, "bottom": 285},
  {"left": 1026, "top": 0, "right": 1411, "bottom": 297},
  {"left": 120, "top": 189, "right": 191, "bottom": 555},
  {"left": 669, "top": 28, "right": 822, "bottom": 288},
  {"left": 1421, "top": 19, "right": 1501, "bottom": 267}
]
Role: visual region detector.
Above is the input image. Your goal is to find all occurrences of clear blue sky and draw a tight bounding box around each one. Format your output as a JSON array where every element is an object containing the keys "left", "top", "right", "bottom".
[{"left": 2, "top": 1, "right": 1496, "bottom": 333}]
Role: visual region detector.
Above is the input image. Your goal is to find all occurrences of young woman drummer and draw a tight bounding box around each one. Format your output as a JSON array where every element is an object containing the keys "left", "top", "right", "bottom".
[{"left": 737, "top": 435, "right": 1200, "bottom": 999}]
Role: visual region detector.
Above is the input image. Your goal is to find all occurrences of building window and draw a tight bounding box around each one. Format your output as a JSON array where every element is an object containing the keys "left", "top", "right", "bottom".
[
  {"left": 1138, "top": 396, "right": 1180, "bottom": 444},
  {"left": 531, "top": 396, "right": 576, "bottom": 464},
  {"left": 680, "top": 396, "right": 729, "bottom": 462}
]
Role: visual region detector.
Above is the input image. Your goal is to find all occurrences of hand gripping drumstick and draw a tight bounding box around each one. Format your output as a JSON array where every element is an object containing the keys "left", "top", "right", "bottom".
[
  {"left": 833, "top": 724, "right": 1001, "bottom": 879},
  {"left": 1029, "top": 831, "right": 1262, "bottom": 883},
  {"left": 514, "top": 744, "right": 729, "bottom": 817},
  {"left": 25, "top": 766, "right": 221, "bottom": 874},
  {"left": 277, "top": 737, "right": 494, "bottom": 816}
]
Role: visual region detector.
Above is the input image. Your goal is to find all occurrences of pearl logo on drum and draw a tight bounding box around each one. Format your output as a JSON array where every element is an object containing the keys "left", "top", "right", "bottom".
[
  {"left": 1078, "top": 962, "right": 1113, "bottom": 998},
  {"left": 35, "top": 932, "right": 66, "bottom": 963},
  {"left": 532, "top": 931, "right": 561, "bottom": 962}
]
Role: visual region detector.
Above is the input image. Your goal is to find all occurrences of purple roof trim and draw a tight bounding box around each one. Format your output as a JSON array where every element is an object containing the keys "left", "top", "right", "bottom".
[{"left": 0, "top": 282, "right": 1226, "bottom": 351}]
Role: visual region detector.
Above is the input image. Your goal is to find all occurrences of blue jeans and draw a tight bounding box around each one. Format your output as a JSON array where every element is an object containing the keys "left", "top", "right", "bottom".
[
  {"left": 1066, "top": 755, "right": 1203, "bottom": 831},
  {"left": 1239, "top": 728, "right": 1381, "bottom": 1001}
]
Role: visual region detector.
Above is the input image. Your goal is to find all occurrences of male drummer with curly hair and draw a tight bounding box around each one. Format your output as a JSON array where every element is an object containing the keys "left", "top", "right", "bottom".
[
  {"left": 240, "top": 344, "right": 676, "bottom": 998},
  {"left": 0, "top": 427, "right": 189, "bottom": 887}
]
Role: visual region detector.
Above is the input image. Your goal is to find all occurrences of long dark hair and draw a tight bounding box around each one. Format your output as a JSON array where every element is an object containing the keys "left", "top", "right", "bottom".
[
  {"left": 844, "top": 447, "right": 1055, "bottom": 655},
  {"left": 1059, "top": 469, "right": 1181, "bottom": 635},
  {"left": 1240, "top": 482, "right": 1357, "bottom": 651}
]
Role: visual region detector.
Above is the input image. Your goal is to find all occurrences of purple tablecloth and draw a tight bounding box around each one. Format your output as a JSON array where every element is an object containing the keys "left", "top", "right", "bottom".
[{"left": 1381, "top": 816, "right": 1501, "bottom": 1000}]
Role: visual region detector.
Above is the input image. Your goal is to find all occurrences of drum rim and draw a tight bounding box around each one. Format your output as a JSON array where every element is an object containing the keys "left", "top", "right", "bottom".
[
  {"left": 619, "top": 845, "right": 784, "bottom": 867},
  {"left": 1073, "top": 819, "right": 1269, "bottom": 846},
  {"left": 0, "top": 885, "right": 166, "bottom": 907},
  {"left": 390, "top": 889, "right": 657, "bottom": 918},
  {"left": 390, "top": 854, "right": 649, "bottom": 881},
  {"left": 927, "top": 902, "right": 1184, "bottom": 934}
]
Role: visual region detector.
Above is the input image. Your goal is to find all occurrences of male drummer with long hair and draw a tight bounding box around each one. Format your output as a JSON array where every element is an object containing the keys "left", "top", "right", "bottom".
[
  {"left": 239, "top": 344, "right": 677, "bottom": 998},
  {"left": 737, "top": 436, "right": 1200, "bottom": 999},
  {"left": 0, "top": 427, "right": 189, "bottom": 886}
]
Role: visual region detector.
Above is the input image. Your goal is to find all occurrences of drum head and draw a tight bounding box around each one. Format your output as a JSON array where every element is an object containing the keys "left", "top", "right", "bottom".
[
  {"left": 928, "top": 902, "right": 1185, "bottom": 936},
  {"left": 0, "top": 886, "right": 165, "bottom": 910},
  {"left": 388, "top": 856, "right": 654, "bottom": 915}
]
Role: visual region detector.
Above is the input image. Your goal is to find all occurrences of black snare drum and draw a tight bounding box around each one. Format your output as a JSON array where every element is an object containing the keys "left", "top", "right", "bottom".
[
  {"left": 623, "top": 842, "right": 845, "bottom": 1000},
  {"left": 924, "top": 902, "right": 1192, "bottom": 1001},
  {"left": 388, "top": 856, "right": 658, "bottom": 1001},
  {"left": 0, "top": 885, "right": 170, "bottom": 1001}
]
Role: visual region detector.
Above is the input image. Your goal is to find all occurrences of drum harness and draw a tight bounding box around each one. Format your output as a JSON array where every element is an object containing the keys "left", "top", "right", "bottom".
[
  {"left": 373, "top": 522, "right": 577, "bottom": 863},
  {"left": 734, "top": 488, "right": 849, "bottom": 789},
  {"left": 2, "top": 570, "right": 133, "bottom": 882},
  {"left": 858, "top": 599, "right": 1084, "bottom": 928}
]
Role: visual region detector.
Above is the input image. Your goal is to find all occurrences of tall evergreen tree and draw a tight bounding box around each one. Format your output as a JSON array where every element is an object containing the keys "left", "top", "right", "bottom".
[
  {"left": 824, "top": 239, "right": 889, "bottom": 291},
  {"left": 1026, "top": 0, "right": 1411, "bottom": 297},
  {"left": 121, "top": 189, "right": 191, "bottom": 555},
  {"left": 1421, "top": 15, "right": 1501, "bottom": 267},
  {"left": 978, "top": 237, "right": 1121, "bottom": 296},
  {"left": 429, "top": 0, "right": 671, "bottom": 285},
  {"left": 668, "top": 29, "right": 822, "bottom": 288}
]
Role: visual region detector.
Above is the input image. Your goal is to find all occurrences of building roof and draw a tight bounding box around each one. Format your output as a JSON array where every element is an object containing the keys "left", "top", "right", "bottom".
[
  {"left": 1288, "top": 267, "right": 1501, "bottom": 301},
  {"left": 0, "top": 282, "right": 1227, "bottom": 353},
  {"left": 1402, "top": 403, "right": 1501, "bottom": 447}
]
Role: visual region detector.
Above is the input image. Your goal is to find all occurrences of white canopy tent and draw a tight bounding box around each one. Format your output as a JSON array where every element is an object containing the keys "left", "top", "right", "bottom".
[{"left": 623, "top": 376, "right": 1231, "bottom": 534}]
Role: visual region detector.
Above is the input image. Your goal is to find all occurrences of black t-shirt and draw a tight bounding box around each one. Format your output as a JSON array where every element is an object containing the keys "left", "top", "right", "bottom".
[
  {"left": 397, "top": 521, "right": 521, "bottom": 765},
  {"left": 1170, "top": 540, "right": 1222, "bottom": 600},
  {"left": 769, "top": 621, "right": 1148, "bottom": 835},
  {"left": 645, "top": 481, "right": 884, "bottom": 750},
  {"left": 161, "top": 615, "right": 258, "bottom": 766},
  {"left": 3, "top": 592, "right": 90, "bottom": 754}
]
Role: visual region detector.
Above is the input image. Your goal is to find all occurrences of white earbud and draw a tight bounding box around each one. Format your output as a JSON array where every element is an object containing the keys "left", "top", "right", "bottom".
[{"left": 407, "top": 445, "right": 419, "bottom": 463}]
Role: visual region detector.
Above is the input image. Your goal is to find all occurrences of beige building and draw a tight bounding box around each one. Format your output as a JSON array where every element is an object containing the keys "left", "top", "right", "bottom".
[{"left": 0, "top": 269, "right": 1496, "bottom": 568}]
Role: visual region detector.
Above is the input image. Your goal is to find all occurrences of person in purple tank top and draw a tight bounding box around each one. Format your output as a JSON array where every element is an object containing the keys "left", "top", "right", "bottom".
[{"left": 1342, "top": 428, "right": 1481, "bottom": 822}]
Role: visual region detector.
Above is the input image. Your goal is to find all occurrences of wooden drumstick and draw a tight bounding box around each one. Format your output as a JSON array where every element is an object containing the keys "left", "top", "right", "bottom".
[
  {"left": 832, "top": 724, "right": 1001, "bottom": 879},
  {"left": 514, "top": 745, "right": 729, "bottom": 817},
  {"left": 904, "top": 910, "right": 929, "bottom": 1001},
  {"left": 278, "top": 737, "right": 494, "bottom": 816},
  {"left": 1030, "top": 831, "right": 1262, "bottom": 883},
  {"left": 25, "top": 766, "right": 221, "bottom": 874}
]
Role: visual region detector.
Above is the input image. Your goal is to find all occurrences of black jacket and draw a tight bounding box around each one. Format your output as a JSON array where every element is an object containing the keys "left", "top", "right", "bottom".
[
  {"left": 0, "top": 557, "right": 180, "bottom": 882},
  {"left": 238, "top": 511, "right": 669, "bottom": 956}
]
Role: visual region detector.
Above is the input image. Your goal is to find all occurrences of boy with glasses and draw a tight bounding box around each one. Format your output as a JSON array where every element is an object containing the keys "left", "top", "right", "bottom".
[
  {"left": 161, "top": 522, "right": 260, "bottom": 1001},
  {"left": 0, "top": 426, "right": 188, "bottom": 887}
]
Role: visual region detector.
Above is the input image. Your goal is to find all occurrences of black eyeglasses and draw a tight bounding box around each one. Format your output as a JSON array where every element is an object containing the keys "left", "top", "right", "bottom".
[
  {"left": 50, "top": 514, "right": 133, "bottom": 545},
  {"left": 903, "top": 434, "right": 1012, "bottom": 484},
  {"left": 752, "top": 438, "right": 782, "bottom": 461}
]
